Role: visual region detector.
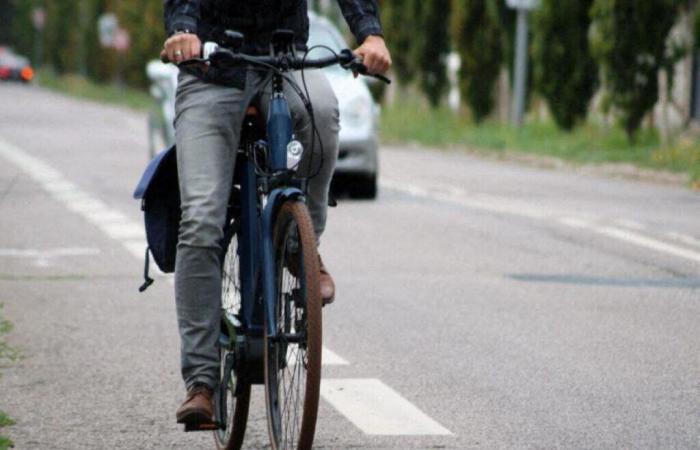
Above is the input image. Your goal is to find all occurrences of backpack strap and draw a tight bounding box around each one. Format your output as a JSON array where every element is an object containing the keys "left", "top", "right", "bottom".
[{"left": 139, "top": 247, "right": 155, "bottom": 292}]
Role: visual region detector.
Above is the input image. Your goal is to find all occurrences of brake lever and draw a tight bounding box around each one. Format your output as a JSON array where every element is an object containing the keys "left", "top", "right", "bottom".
[
  {"left": 340, "top": 51, "right": 391, "bottom": 85},
  {"left": 352, "top": 63, "right": 392, "bottom": 85}
]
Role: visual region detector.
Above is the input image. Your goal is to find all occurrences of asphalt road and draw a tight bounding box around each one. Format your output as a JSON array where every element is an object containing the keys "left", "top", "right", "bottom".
[{"left": 0, "top": 82, "right": 698, "bottom": 449}]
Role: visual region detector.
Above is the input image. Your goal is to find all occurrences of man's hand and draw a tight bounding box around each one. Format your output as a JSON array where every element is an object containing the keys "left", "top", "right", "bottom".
[
  {"left": 354, "top": 35, "right": 392, "bottom": 75},
  {"left": 162, "top": 32, "right": 202, "bottom": 63}
]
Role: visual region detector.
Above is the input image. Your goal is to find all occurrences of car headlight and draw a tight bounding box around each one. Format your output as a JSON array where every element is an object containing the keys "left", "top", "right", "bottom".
[{"left": 342, "top": 96, "right": 373, "bottom": 129}]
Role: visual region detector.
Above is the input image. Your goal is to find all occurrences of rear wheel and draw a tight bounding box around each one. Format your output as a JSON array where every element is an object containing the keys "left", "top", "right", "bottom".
[
  {"left": 215, "top": 221, "right": 251, "bottom": 450},
  {"left": 264, "top": 201, "right": 322, "bottom": 450}
]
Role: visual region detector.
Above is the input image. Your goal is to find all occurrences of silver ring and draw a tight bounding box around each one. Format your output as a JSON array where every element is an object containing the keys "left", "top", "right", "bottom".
[{"left": 174, "top": 50, "right": 183, "bottom": 57}]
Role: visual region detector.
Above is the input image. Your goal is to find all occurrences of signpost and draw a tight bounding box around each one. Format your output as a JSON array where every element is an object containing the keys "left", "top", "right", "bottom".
[
  {"left": 506, "top": 0, "right": 539, "bottom": 127},
  {"left": 31, "top": 7, "right": 46, "bottom": 67},
  {"left": 98, "top": 13, "right": 118, "bottom": 48}
]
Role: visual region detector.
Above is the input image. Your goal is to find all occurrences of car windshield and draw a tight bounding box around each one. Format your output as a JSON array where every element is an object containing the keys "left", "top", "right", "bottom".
[{"left": 307, "top": 21, "right": 345, "bottom": 74}]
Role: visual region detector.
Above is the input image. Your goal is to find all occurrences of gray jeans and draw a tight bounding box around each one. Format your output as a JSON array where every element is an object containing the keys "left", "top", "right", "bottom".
[{"left": 174, "top": 69, "right": 339, "bottom": 389}]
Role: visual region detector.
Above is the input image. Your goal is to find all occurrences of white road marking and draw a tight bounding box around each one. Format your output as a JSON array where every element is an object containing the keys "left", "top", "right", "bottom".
[
  {"left": 383, "top": 177, "right": 699, "bottom": 265},
  {"left": 0, "top": 136, "right": 154, "bottom": 273},
  {"left": 320, "top": 378, "right": 452, "bottom": 436},
  {"left": 0, "top": 247, "right": 101, "bottom": 267},
  {"left": 285, "top": 346, "right": 349, "bottom": 367},
  {"left": 102, "top": 223, "right": 146, "bottom": 240},
  {"left": 558, "top": 216, "right": 592, "bottom": 229},
  {"left": 666, "top": 231, "right": 700, "bottom": 249},
  {"left": 322, "top": 346, "right": 350, "bottom": 365},
  {"left": 595, "top": 227, "right": 700, "bottom": 264},
  {"left": 613, "top": 219, "right": 646, "bottom": 231},
  {"left": 0, "top": 248, "right": 101, "bottom": 257},
  {"left": 381, "top": 178, "right": 549, "bottom": 219}
]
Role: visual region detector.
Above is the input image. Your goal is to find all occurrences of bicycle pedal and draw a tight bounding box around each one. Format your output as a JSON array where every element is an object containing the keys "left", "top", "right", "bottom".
[{"left": 184, "top": 421, "right": 221, "bottom": 432}]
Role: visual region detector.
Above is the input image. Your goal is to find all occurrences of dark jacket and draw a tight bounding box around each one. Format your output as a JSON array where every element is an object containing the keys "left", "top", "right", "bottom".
[{"left": 164, "top": 0, "right": 383, "bottom": 55}]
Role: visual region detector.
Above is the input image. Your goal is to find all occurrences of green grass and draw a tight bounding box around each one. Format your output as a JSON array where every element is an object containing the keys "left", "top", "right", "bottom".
[
  {"left": 0, "top": 306, "right": 14, "bottom": 450},
  {"left": 36, "top": 69, "right": 152, "bottom": 111},
  {"left": 0, "top": 410, "right": 11, "bottom": 449},
  {"left": 381, "top": 98, "right": 700, "bottom": 187},
  {"left": 0, "top": 435, "right": 13, "bottom": 450},
  {"left": 0, "top": 306, "right": 15, "bottom": 366}
]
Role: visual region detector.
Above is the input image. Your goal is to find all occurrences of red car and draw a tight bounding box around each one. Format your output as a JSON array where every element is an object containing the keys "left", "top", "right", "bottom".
[{"left": 0, "top": 47, "right": 34, "bottom": 83}]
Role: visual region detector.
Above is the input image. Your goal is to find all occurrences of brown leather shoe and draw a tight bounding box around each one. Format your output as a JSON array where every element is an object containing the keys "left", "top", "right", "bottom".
[
  {"left": 319, "top": 256, "right": 335, "bottom": 306},
  {"left": 176, "top": 383, "right": 214, "bottom": 424}
]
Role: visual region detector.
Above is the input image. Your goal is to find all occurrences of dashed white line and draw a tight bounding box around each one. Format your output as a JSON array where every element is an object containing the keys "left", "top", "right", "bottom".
[
  {"left": 666, "top": 231, "right": 700, "bottom": 249},
  {"left": 320, "top": 378, "right": 453, "bottom": 435},
  {"left": 0, "top": 136, "right": 149, "bottom": 265},
  {"left": 613, "top": 219, "right": 647, "bottom": 231},
  {"left": 596, "top": 227, "right": 700, "bottom": 264},
  {"left": 322, "top": 346, "right": 350, "bottom": 365},
  {"left": 0, "top": 248, "right": 101, "bottom": 257},
  {"left": 383, "top": 177, "right": 699, "bottom": 265},
  {"left": 558, "top": 216, "right": 592, "bottom": 229},
  {"left": 381, "top": 178, "right": 550, "bottom": 219}
]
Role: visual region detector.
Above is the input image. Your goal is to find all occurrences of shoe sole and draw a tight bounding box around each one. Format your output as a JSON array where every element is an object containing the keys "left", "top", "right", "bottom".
[{"left": 176, "top": 407, "right": 214, "bottom": 425}]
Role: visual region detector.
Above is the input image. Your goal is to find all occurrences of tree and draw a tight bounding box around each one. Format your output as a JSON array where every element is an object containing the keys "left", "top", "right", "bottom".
[
  {"left": 451, "top": 0, "right": 503, "bottom": 121},
  {"left": 44, "top": 0, "right": 82, "bottom": 73},
  {"left": 117, "top": 0, "right": 166, "bottom": 87},
  {"left": 532, "top": 0, "right": 598, "bottom": 129},
  {"left": 590, "top": 0, "right": 684, "bottom": 140},
  {"left": 412, "top": 0, "right": 451, "bottom": 107},
  {"left": 0, "top": 0, "right": 14, "bottom": 45},
  {"left": 381, "top": 0, "right": 418, "bottom": 84},
  {"left": 10, "top": 0, "right": 42, "bottom": 63}
]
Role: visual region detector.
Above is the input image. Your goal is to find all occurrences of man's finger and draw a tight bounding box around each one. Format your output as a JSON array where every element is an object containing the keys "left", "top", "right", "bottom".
[{"left": 189, "top": 40, "right": 201, "bottom": 59}]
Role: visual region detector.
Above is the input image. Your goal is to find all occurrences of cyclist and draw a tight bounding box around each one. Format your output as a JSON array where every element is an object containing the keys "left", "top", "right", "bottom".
[{"left": 162, "top": 0, "right": 392, "bottom": 425}]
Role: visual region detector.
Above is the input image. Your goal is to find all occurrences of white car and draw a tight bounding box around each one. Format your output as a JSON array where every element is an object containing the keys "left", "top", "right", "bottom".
[
  {"left": 307, "top": 13, "right": 380, "bottom": 199},
  {"left": 146, "top": 13, "right": 380, "bottom": 198}
]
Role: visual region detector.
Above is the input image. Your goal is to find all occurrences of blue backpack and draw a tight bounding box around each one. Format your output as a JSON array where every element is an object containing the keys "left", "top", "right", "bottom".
[{"left": 133, "top": 146, "right": 180, "bottom": 291}]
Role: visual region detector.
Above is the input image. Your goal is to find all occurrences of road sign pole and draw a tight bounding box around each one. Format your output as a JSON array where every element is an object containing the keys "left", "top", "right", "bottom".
[{"left": 511, "top": 7, "right": 529, "bottom": 127}]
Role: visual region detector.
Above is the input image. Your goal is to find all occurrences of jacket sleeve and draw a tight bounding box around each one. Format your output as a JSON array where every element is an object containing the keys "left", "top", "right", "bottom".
[
  {"left": 163, "top": 0, "right": 200, "bottom": 36},
  {"left": 335, "top": 0, "right": 384, "bottom": 44}
]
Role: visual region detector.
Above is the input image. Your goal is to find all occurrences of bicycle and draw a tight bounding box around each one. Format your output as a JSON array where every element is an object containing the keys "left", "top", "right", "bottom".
[{"left": 139, "top": 29, "right": 389, "bottom": 450}]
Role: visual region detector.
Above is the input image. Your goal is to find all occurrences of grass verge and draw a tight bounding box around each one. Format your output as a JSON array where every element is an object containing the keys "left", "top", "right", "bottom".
[
  {"left": 0, "top": 410, "right": 14, "bottom": 450},
  {"left": 36, "top": 69, "right": 152, "bottom": 111},
  {"left": 381, "top": 99, "right": 700, "bottom": 187},
  {"left": 0, "top": 304, "right": 15, "bottom": 450}
]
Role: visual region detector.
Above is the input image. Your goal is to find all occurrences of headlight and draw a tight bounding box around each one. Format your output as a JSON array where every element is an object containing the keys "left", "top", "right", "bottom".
[{"left": 342, "top": 96, "right": 373, "bottom": 128}]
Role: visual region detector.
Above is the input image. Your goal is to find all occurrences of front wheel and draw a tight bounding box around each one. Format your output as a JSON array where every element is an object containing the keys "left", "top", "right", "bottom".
[
  {"left": 264, "top": 201, "right": 322, "bottom": 450},
  {"left": 215, "top": 220, "right": 251, "bottom": 450}
]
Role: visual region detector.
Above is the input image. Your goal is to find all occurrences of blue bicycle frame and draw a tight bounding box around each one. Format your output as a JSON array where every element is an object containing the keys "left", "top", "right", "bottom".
[{"left": 226, "top": 75, "right": 305, "bottom": 372}]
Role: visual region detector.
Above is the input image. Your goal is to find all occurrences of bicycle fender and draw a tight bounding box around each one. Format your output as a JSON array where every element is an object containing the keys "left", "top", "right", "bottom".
[{"left": 261, "top": 187, "right": 306, "bottom": 335}]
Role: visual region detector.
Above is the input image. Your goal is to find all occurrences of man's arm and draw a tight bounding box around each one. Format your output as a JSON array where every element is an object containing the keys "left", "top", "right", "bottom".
[
  {"left": 336, "top": 0, "right": 392, "bottom": 75},
  {"left": 163, "top": 0, "right": 201, "bottom": 62},
  {"left": 164, "top": 0, "right": 200, "bottom": 35}
]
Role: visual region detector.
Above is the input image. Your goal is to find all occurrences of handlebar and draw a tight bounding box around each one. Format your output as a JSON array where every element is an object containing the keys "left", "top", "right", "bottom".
[{"left": 162, "top": 43, "right": 391, "bottom": 84}]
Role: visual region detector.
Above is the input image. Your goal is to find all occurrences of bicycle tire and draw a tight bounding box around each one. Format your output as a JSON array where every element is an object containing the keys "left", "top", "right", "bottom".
[
  {"left": 264, "top": 200, "right": 322, "bottom": 450},
  {"left": 215, "top": 221, "right": 251, "bottom": 450}
]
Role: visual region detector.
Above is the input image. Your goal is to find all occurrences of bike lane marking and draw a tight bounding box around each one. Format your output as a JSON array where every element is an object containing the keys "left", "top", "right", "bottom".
[
  {"left": 382, "top": 177, "right": 700, "bottom": 265},
  {"left": 0, "top": 248, "right": 101, "bottom": 267},
  {"left": 320, "top": 378, "right": 453, "bottom": 435}
]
